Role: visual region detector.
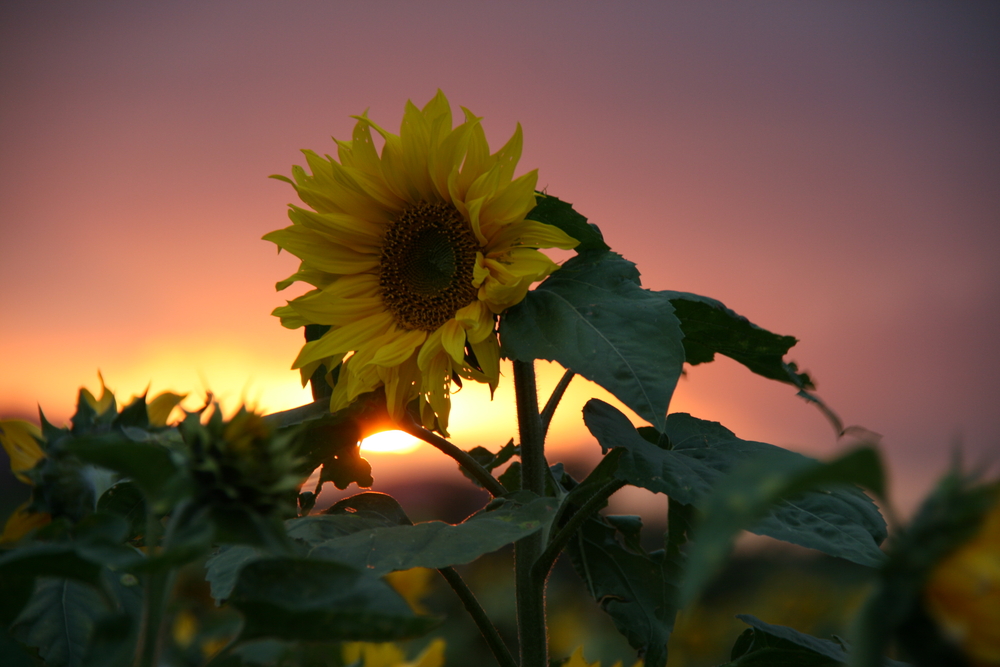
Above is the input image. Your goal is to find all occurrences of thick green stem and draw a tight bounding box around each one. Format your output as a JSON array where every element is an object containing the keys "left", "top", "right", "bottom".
[
  {"left": 513, "top": 359, "right": 547, "bottom": 667},
  {"left": 398, "top": 415, "right": 506, "bottom": 498},
  {"left": 438, "top": 567, "right": 518, "bottom": 667}
]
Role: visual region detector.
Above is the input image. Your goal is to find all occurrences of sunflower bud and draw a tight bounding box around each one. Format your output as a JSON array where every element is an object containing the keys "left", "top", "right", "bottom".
[{"left": 179, "top": 405, "right": 307, "bottom": 518}]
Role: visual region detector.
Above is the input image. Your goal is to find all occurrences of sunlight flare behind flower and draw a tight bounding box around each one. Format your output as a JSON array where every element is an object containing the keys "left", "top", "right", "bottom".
[{"left": 265, "top": 91, "right": 578, "bottom": 434}]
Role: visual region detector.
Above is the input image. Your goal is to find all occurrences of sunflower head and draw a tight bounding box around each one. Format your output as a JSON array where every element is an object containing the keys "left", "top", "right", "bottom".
[{"left": 266, "top": 91, "right": 577, "bottom": 434}]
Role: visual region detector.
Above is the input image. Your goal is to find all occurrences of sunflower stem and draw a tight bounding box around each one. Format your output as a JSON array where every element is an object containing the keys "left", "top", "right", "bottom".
[
  {"left": 540, "top": 369, "right": 574, "bottom": 439},
  {"left": 398, "top": 416, "right": 507, "bottom": 498},
  {"left": 438, "top": 567, "right": 518, "bottom": 667},
  {"left": 532, "top": 479, "right": 626, "bottom": 584},
  {"left": 513, "top": 359, "right": 548, "bottom": 667},
  {"left": 135, "top": 501, "right": 191, "bottom": 667}
]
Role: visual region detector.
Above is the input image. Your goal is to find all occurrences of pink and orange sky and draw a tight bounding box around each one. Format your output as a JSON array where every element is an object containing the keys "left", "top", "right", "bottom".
[{"left": 2, "top": 2, "right": 998, "bottom": 514}]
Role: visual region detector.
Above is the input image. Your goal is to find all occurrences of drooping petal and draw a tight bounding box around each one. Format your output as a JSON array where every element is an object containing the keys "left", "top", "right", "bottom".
[
  {"left": 421, "top": 350, "right": 452, "bottom": 435},
  {"left": 470, "top": 334, "right": 501, "bottom": 390},
  {"left": 438, "top": 319, "right": 468, "bottom": 367},
  {"left": 381, "top": 353, "right": 422, "bottom": 421},
  {"left": 0, "top": 420, "right": 44, "bottom": 484},
  {"left": 454, "top": 300, "right": 495, "bottom": 344}
]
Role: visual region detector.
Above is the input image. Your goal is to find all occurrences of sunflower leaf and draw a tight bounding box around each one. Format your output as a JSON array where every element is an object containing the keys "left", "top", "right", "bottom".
[
  {"left": 307, "top": 493, "right": 557, "bottom": 576},
  {"left": 500, "top": 251, "right": 685, "bottom": 431},
  {"left": 230, "top": 558, "right": 438, "bottom": 643},
  {"left": 565, "top": 513, "right": 679, "bottom": 667},
  {"left": 662, "top": 292, "right": 815, "bottom": 389},
  {"left": 582, "top": 400, "right": 887, "bottom": 577},
  {"left": 527, "top": 193, "right": 609, "bottom": 252}
]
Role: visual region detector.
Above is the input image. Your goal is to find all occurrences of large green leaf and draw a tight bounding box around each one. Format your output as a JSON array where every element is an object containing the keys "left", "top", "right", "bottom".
[
  {"left": 663, "top": 292, "right": 814, "bottom": 389},
  {"left": 583, "top": 400, "right": 887, "bottom": 568},
  {"left": 206, "top": 492, "right": 411, "bottom": 601},
  {"left": 565, "top": 514, "right": 679, "bottom": 667},
  {"left": 724, "top": 616, "right": 910, "bottom": 667},
  {"left": 500, "top": 251, "right": 685, "bottom": 431},
  {"left": 0, "top": 545, "right": 107, "bottom": 625},
  {"left": 308, "top": 494, "right": 557, "bottom": 576},
  {"left": 230, "top": 558, "right": 438, "bottom": 643},
  {"left": 10, "top": 578, "right": 102, "bottom": 667},
  {"left": 680, "top": 447, "right": 885, "bottom": 604},
  {"left": 526, "top": 193, "right": 609, "bottom": 253},
  {"left": 9, "top": 567, "right": 139, "bottom": 667}
]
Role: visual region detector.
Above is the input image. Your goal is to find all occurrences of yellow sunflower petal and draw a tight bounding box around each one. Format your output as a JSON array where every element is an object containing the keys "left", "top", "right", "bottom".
[
  {"left": 287, "top": 205, "right": 383, "bottom": 251},
  {"left": 293, "top": 311, "right": 394, "bottom": 369},
  {"left": 464, "top": 196, "right": 489, "bottom": 246},
  {"left": 330, "top": 356, "right": 382, "bottom": 414},
  {"left": 481, "top": 169, "right": 540, "bottom": 228},
  {"left": 438, "top": 319, "right": 468, "bottom": 367},
  {"left": 454, "top": 300, "right": 494, "bottom": 344},
  {"left": 469, "top": 335, "right": 501, "bottom": 389},
  {"left": 264, "top": 227, "right": 380, "bottom": 274},
  {"left": 147, "top": 392, "right": 187, "bottom": 428},
  {"left": 416, "top": 327, "right": 444, "bottom": 371},
  {"left": 275, "top": 266, "right": 340, "bottom": 291},
  {"left": 272, "top": 303, "right": 313, "bottom": 330},
  {"left": 0, "top": 420, "right": 44, "bottom": 484},
  {"left": 421, "top": 90, "right": 453, "bottom": 134},
  {"left": 487, "top": 217, "right": 580, "bottom": 252},
  {"left": 456, "top": 122, "right": 492, "bottom": 198},
  {"left": 385, "top": 567, "right": 434, "bottom": 615},
  {"left": 381, "top": 353, "right": 422, "bottom": 421},
  {"left": 412, "top": 639, "right": 447, "bottom": 667},
  {"left": 422, "top": 351, "right": 452, "bottom": 435},
  {"left": 289, "top": 292, "right": 384, "bottom": 327},
  {"left": 300, "top": 150, "right": 392, "bottom": 223},
  {"left": 491, "top": 121, "right": 524, "bottom": 185},
  {"left": 0, "top": 501, "right": 50, "bottom": 544},
  {"left": 367, "top": 328, "right": 428, "bottom": 368},
  {"left": 400, "top": 100, "right": 437, "bottom": 202},
  {"left": 429, "top": 120, "right": 474, "bottom": 202}
]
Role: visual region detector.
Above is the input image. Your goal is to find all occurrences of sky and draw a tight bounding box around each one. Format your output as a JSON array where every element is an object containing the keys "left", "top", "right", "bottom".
[{"left": 1, "top": 1, "right": 999, "bottom": 516}]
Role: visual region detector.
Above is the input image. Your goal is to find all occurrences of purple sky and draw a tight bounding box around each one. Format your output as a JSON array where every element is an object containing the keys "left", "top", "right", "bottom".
[{"left": 2, "top": 1, "right": 998, "bottom": 514}]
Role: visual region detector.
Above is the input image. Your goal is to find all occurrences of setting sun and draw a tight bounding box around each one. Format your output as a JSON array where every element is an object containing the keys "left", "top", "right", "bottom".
[{"left": 359, "top": 430, "right": 422, "bottom": 455}]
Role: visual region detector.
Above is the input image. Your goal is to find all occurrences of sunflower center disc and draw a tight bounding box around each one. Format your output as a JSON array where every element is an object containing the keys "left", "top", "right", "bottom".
[{"left": 379, "top": 202, "right": 480, "bottom": 331}]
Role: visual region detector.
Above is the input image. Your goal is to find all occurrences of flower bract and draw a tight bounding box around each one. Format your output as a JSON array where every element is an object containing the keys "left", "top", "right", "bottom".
[{"left": 265, "top": 91, "right": 577, "bottom": 434}]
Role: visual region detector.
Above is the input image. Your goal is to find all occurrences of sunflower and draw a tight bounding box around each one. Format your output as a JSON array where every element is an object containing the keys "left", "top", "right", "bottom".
[{"left": 266, "top": 91, "right": 577, "bottom": 434}]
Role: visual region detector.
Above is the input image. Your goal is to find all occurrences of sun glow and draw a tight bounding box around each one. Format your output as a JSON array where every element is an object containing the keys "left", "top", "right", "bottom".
[{"left": 360, "top": 430, "right": 422, "bottom": 454}]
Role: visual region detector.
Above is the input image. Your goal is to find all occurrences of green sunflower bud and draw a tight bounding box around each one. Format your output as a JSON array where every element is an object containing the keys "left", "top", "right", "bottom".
[{"left": 179, "top": 405, "right": 307, "bottom": 519}]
